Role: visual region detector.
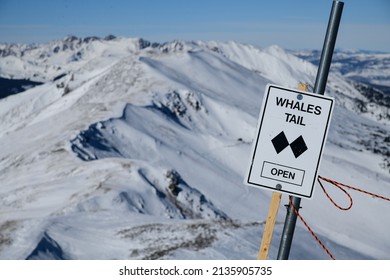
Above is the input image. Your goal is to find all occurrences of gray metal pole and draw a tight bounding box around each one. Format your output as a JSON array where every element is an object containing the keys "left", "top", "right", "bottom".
[
  {"left": 277, "top": 0, "right": 343, "bottom": 260},
  {"left": 277, "top": 196, "right": 301, "bottom": 259},
  {"left": 314, "top": 1, "right": 344, "bottom": 96}
]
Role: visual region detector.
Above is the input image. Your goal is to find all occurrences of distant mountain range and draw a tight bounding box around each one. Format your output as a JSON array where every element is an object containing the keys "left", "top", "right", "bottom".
[
  {"left": 0, "top": 36, "right": 389, "bottom": 260},
  {"left": 293, "top": 49, "right": 390, "bottom": 90}
]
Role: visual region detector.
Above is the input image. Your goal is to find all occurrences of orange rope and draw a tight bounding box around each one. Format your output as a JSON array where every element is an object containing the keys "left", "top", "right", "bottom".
[
  {"left": 318, "top": 175, "right": 390, "bottom": 202},
  {"left": 291, "top": 175, "right": 390, "bottom": 260},
  {"left": 288, "top": 196, "right": 335, "bottom": 260},
  {"left": 317, "top": 177, "right": 353, "bottom": 210}
]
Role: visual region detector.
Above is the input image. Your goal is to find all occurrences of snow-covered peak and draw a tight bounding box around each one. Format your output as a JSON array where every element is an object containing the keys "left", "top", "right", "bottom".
[
  {"left": 200, "top": 41, "right": 317, "bottom": 88},
  {"left": 0, "top": 36, "right": 157, "bottom": 82},
  {"left": 0, "top": 37, "right": 389, "bottom": 260}
]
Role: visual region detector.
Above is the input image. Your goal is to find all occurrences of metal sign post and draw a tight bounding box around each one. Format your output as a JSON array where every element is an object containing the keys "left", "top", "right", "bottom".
[{"left": 277, "top": 0, "right": 344, "bottom": 260}]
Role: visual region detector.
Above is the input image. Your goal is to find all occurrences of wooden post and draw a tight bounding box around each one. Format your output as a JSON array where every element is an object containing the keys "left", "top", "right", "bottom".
[
  {"left": 298, "top": 83, "right": 309, "bottom": 91},
  {"left": 258, "top": 83, "right": 309, "bottom": 260},
  {"left": 258, "top": 191, "right": 282, "bottom": 260}
]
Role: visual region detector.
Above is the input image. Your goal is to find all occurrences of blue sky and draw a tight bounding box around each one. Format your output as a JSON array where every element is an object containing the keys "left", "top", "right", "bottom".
[{"left": 0, "top": 0, "right": 389, "bottom": 51}]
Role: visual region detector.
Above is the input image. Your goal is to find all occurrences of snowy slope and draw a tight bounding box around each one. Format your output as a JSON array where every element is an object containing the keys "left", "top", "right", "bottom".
[{"left": 0, "top": 37, "right": 389, "bottom": 260}]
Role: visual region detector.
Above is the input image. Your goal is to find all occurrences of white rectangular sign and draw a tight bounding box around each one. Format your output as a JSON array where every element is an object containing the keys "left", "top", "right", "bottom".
[{"left": 245, "top": 84, "right": 334, "bottom": 199}]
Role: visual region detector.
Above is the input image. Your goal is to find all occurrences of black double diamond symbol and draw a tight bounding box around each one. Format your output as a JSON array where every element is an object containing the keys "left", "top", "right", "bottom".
[{"left": 271, "top": 131, "right": 308, "bottom": 158}]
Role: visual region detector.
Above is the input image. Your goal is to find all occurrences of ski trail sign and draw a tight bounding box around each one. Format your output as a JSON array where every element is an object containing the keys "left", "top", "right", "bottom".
[{"left": 245, "top": 84, "right": 334, "bottom": 199}]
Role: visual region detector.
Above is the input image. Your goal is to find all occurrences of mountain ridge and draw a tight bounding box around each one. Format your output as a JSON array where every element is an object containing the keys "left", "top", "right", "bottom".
[{"left": 0, "top": 36, "right": 389, "bottom": 260}]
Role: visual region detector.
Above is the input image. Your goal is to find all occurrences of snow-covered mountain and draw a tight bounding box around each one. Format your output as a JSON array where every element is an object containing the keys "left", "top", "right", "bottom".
[
  {"left": 294, "top": 49, "right": 390, "bottom": 90},
  {"left": 0, "top": 36, "right": 389, "bottom": 260}
]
